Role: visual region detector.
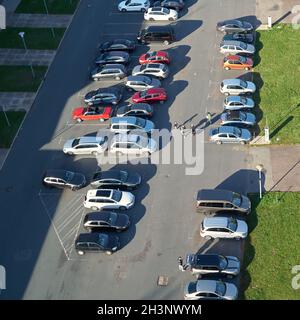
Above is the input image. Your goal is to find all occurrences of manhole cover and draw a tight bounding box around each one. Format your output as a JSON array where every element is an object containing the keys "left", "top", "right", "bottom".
[{"left": 157, "top": 275, "right": 168, "bottom": 286}]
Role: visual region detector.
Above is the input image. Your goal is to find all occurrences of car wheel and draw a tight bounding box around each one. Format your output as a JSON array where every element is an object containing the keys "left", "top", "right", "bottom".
[
  {"left": 71, "top": 186, "right": 78, "bottom": 191},
  {"left": 240, "top": 141, "right": 246, "bottom": 145},
  {"left": 227, "top": 274, "right": 234, "bottom": 279},
  {"left": 112, "top": 101, "right": 117, "bottom": 105},
  {"left": 99, "top": 118, "right": 105, "bottom": 122},
  {"left": 67, "top": 151, "right": 74, "bottom": 155},
  {"left": 92, "top": 151, "right": 99, "bottom": 156},
  {"left": 245, "top": 67, "right": 250, "bottom": 70},
  {"left": 106, "top": 251, "right": 113, "bottom": 255},
  {"left": 169, "top": 17, "right": 175, "bottom": 21},
  {"left": 205, "top": 235, "right": 212, "bottom": 240},
  {"left": 92, "top": 206, "right": 98, "bottom": 211},
  {"left": 119, "top": 206, "right": 127, "bottom": 211},
  {"left": 163, "top": 40, "right": 170, "bottom": 45},
  {"left": 121, "top": 9, "right": 126, "bottom": 12},
  {"left": 116, "top": 151, "right": 123, "bottom": 156},
  {"left": 94, "top": 78, "right": 99, "bottom": 81},
  {"left": 149, "top": 18, "right": 154, "bottom": 21},
  {"left": 115, "top": 76, "right": 121, "bottom": 80},
  {"left": 76, "top": 118, "right": 83, "bottom": 123},
  {"left": 217, "top": 141, "right": 222, "bottom": 145},
  {"left": 77, "top": 250, "right": 85, "bottom": 256},
  {"left": 225, "top": 92, "right": 230, "bottom": 96},
  {"left": 225, "top": 67, "right": 230, "bottom": 70},
  {"left": 235, "top": 236, "right": 241, "bottom": 240}
]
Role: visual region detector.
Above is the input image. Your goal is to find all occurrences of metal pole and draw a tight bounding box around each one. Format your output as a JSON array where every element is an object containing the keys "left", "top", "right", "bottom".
[
  {"left": 2, "top": 106, "right": 10, "bottom": 127},
  {"left": 22, "top": 37, "right": 27, "bottom": 51},
  {"left": 43, "top": 0, "right": 49, "bottom": 15},
  {"left": 259, "top": 170, "right": 262, "bottom": 199},
  {"left": 30, "top": 64, "right": 35, "bottom": 78}
]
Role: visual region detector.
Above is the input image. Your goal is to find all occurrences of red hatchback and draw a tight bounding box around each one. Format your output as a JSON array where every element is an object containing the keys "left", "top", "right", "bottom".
[
  {"left": 72, "top": 105, "right": 112, "bottom": 122},
  {"left": 139, "top": 51, "right": 170, "bottom": 65},
  {"left": 131, "top": 88, "right": 167, "bottom": 104}
]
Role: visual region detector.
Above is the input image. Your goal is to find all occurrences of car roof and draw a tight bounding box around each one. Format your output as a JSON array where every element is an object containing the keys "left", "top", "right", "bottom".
[
  {"left": 196, "top": 280, "right": 218, "bottom": 294},
  {"left": 197, "top": 189, "right": 234, "bottom": 201},
  {"left": 131, "top": 103, "right": 152, "bottom": 110},
  {"left": 225, "top": 55, "right": 242, "bottom": 61},
  {"left": 127, "top": 75, "right": 150, "bottom": 82},
  {"left": 111, "top": 116, "right": 139, "bottom": 125},
  {"left": 87, "top": 189, "right": 113, "bottom": 198},
  {"left": 85, "top": 211, "right": 115, "bottom": 221},
  {"left": 145, "top": 88, "right": 165, "bottom": 94},
  {"left": 78, "top": 136, "right": 104, "bottom": 144},
  {"left": 76, "top": 232, "right": 102, "bottom": 243},
  {"left": 102, "top": 51, "right": 128, "bottom": 57},
  {"left": 112, "top": 134, "right": 144, "bottom": 143},
  {"left": 216, "top": 126, "right": 237, "bottom": 134},
  {"left": 192, "top": 254, "right": 221, "bottom": 267},
  {"left": 101, "top": 64, "right": 125, "bottom": 70},
  {"left": 203, "top": 217, "right": 229, "bottom": 228},
  {"left": 226, "top": 95, "right": 243, "bottom": 102},
  {"left": 219, "top": 19, "right": 241, "bottom": 25},
  {"left": 227, "top": 111, "right": 242, "bottom": 119},
  {"left": 144, "top": 25, "right": 173, "bottom": 32},
  {"left": 44, "top": 169, "right": 68, "bottom": 179},
  {"left": 221, "top": 40, "right": 244, "bottom": 46},
  {"left": 95, "top": 170, "right": 121, "bottom": 180},
  {"left": 222, "top": 79, "right": 242, "bottom": 86}
]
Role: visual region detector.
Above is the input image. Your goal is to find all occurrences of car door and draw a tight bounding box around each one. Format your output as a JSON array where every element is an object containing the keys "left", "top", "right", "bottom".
[
  {"left": 128, "top": 3, "right": 139, "bottom": 11},
  {"left": 84, "top": 111, "right": 97, "bottom": 121},
  {"left": 218, "top": 227, "right": 233, "bottom": 238},
  {"left": 228, "top": 133, "right": 239, "bottom": 143},
  {"left": 216, "top": 133, "right": 228, "bottom": 143}
]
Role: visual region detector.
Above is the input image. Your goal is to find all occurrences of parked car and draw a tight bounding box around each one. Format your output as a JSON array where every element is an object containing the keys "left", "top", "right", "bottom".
[
  {"left": 184, "top": 253, "right": 240, "bottom": 277},
  {"left": 137, "top": 25, "right": 175, "bottom": 45},
  {"left": 125, "top": 75, "right": 161, "bottom": 91},
  {"left": 196, "top": 189, "right": 251, "bottom": 214},
  {"left": 220, "top": 40, "right": 255, "bottom": 55},
  {"left": 43, "top": 169, "right": 86, "bottom": 190},
  {"left": 75, "top": 232, "right": 120, "bottom": 255},
  {"left": 144, "top": 7, "right": 178, "bottom": 21},
  {"left": 109, "top": 134, "right": 157, "bottom": 155},
  {"left": 153, "top": 0, "right": 185, "bottom": 11},
  {"left": 95, "top": 51, "right": 130, "bottom": 65},
  {"left": 200, "top": 216, "right": 248, "bottom": 240},
  {"left": 220, "top": 79, "right": 256, "bottom": 95},
  {"left": 99, "top": 39, "right": 136, "bottom": 52},
  {"left": 91, "top": 64, "right": 127, "bottom": 81},
  {"left": 110, "top": 116, "right": 154, "bottom": 134},
  {"left": 72, "top": 105, "right": 112, "bottom": 122},
  {"left": 116, "top": 103, "right": 153, "bottom": 118},
  {"left": 220, "top": 110, "right": 256, "bottom": 127},
  {"left": 131, "top": 88, "right": 167, "bottom": 103},
  {"left": 223, "top": 32, "right": 254, "bottom": 44},
  {"left": 223, "top": 95, "right": 255, "bottom": 111},
  {"left": 223, "top": 55, "right": 253, "bottom": 70},
  {"left": 118, "top": 0, "right": 150, "bottom": 12},
  {"left": 84, "top": 189, "right": 135, "bottom": 211},
  {"left": 84, "top": 87, "right": 123, "bottom": 105},
  {"left": 132, "top": 63, "right": 169, "bottom": 79},
  {"left": 90, "top": 170, "right": 142, "bottom": 190},
  {"left": 217, "top": 19, "right": 253, "bottom": 33},
  {"left": 63, "top": 135, "right": 108, "bottom": 155},
  {"left": 139, "top": 50, "right": 170, "bottom": 64},
  {"left": 209, "top": 125, "right": 252, "bottom": 144},
  {"left": 184, "top": 280, "right": 238, "bottom": 300},
  {"left": 83, "top": 211, "right": 130, "bottom": 232}
]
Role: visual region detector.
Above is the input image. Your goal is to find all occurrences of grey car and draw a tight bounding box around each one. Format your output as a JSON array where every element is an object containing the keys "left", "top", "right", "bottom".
[
  {"left": 209, "top": 125, "right": 252, "bottom": 144},
  {"left": 110, "top": 116, "right": 154, "bottom": 134},
  {"left": 91, "top": 64, "right": 127, "bottom": 81},
  {"left": 125, "top": 75, "right": 161, "bottom": 91},
  {"left": 132, "top": 63, "right": 169, "bottom": 79},
  {"left": 184, "top": 280, "right": 238, "bottom": 300},
  {"left": 220, "top": 40, "right": 255, "bottom": 55},
  {"left": 95, "top": 51, "right": 130, "bottom": 65},
  {"left": 116, "top": 103, "right": 153, "bottom": 118},
  {"left": 84, "top": 87, "right": 123, "bottom": 105},
  {"left": 43, "top": 169, "right": 86, "bottom": 190},
  {"left": 223, "top": 32, "right": 254, "bottom": 44},
  {"left": 217, "top": 19, "right": 253, "bottom": 33},
  {"left": 223, "top": 96, "right": 254, "bottom": 111},
  {"left": 220, "top": 110, "right": 256, "bottom": 127}
]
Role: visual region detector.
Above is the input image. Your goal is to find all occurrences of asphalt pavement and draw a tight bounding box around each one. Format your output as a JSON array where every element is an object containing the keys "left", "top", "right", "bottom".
[{"left": 0, "top": 0, "right": 257, "bottom": 299}]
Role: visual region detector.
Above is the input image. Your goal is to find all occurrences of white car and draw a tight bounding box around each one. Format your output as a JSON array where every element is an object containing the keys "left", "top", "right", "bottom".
[
  {"left": 184, "top": 280, "right": 238, "bottom": 300},
  {"left": 84, "top": 189, "right": 135, "bottom": 211},
  {"left": 144, "top": 7, "right": 178, "bottom": 21},
  {"left": 200, "top": 217, "right": 248, "bottom": 240},
  {"left": 220, "top": 40, "right": 255, "bottom": 55},
  {"left": 132, "top": 63, "right": 169, "bottom": 79},
  {"left": 118, "top": 0, "right": 150, "bottom": 12},
  {"left": 63, "top": 135, "right": 108, "bottom": 155},
  {"left": 220, "top": 79, "right": 256, "bottom": 96},
  {"left": 110, "top": 134, "right": 157, "bottom": 155}
]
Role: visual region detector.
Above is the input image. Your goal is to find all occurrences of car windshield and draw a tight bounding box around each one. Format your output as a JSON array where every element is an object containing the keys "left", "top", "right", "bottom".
[
  {"left": 239, "top": 112, "right": 246, "bottom": 121},
  {"left": 140, "top": 91, "right": 148, "bottom": 98},
  {"left": 232, "top": 192, "right": 242, "bottom": 206},
  {"left": 108, "top": 212, "right": 118, "bottom": 225},
  {"left": 219, "top": 255, "right": 228, "bottom": 270},
  {"left": 239, "top": 56, "right": 247, "bottom": 63},
  {"left": 72, "top": 138, "right": 80, "bottom": 147},
  {"left": 111, "top": 190, "right": 122, "bottom": 202},
  {"left": 136, "top": 117, "right": 146, "bottom": 127},
  {"left": 119, "top": 170, "right": 128, "bottom": 182},
  {"left": 233, "top": 127, "right": 242, "bottom": 137},
  {"left": 241, "top": 97, "right": 247, "bottom": 104},
  {"left": 227, "top": 217, "right": 238, "bottom": 232},
  {"left": 97, "top": 233, "right": 109, "bottom": 247},
  {"left": 65, "top": 171, "right": 75, "bottom": 182},
  {"left": 125, "top": 0, "right": 131, "bottom": 5},
  {"left": 162, "top": 65, "right": 168, "bottom": 72},
  {"left": 240, "top": 42, "right": 247, "bottom": 50},
  {"left": 142, "top": 76, "right": 151, "bottom": 85},
  {"left": 240, "top": 80, "right": 247, "bottom": 88},
  {"left": 215, "top": 281, "right": 226, "bottom": 296},
  {"left": 188, "top": 282, "right": 197, "bottom": 294},
  {"left": 140, "top": 65, "right": 147, "bottom": 72}
]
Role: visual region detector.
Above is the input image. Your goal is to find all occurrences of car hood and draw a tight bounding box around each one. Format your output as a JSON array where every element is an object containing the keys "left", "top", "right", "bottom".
[
  {"left": 131, "top": 92, "right": 141, "bottom": 102},
  {"left": 241, "top": 128, "right": 252, "bottom": 141},
  {"left": 120, "top": 191, "right": 135, "bottom": 206},
  {"left": 150, "top": 78, "right": 161, "bottom": 88},
  {"left": 63, "top": 139, "right": 75, "bottom": 150},
  {"left": 246, "top": 98, "right": 255, "bottom": 108},
  {"left": 84, "top": 91, "right": 96, "bottom": 100},
  {"left": 224, "top": 283, "right": 238, "bottom": 300},
  {"left": 246, "top": 81, "right": 256, "bottom": 92},
  {"left": 115, "top": 214, "right": 130, "bottom": 228},
  {"left": 71, "top": 172, "right": 86, "bottom": 186},
  {"left": 241, "top": 195, "right": 251, "bottom": 212},
  {"left": 107, "top": 234, "right": 120, "bottom": 250},
  {"left": 245, "top": 112, "right": 256, "bottom": 124},
  {"left": 147, "top": 138, "right": 157, "bottom": 153},
  {"left": 132, "top": 65, "right": 142, "bottom": 75},
  {"left": 91, "top": 67, "right": 100, "bottom": 76},
  {"left": 226, "top": 256, "right": 241, "bottom": 273},
  {"left": 72, "top": 107, "right": 84, "bottom": 117},
  {"left": 127, "top": 172, "right": 142, "bottom": 186},
  {"left": 236, "top": 220, "right": 248, "bottom": 236},
  {"left": 144, "top": 119, "right": 155, "bottom": 132},
  {"left": 242, "top": 21, "right": 253, "bottom": 30},
  {"left": 246, "top": 44, "right": 255, "bottom": 53}
]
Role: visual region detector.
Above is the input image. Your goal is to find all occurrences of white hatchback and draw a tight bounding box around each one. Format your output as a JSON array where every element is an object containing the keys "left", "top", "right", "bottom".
[
  {"left": 144, "top": 7, "right": 178, "bottom": 21},
  {"left": 118, "top": 0, "right": 150, "bottom": 12},
  {"left": 63, "top": 135, "right": 108, "bottom": 155}
]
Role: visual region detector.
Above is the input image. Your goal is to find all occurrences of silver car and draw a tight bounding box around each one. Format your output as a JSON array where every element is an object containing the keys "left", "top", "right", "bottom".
[
  {"left": 220, "top": 110, "right": 256, "bottom": 127},
  {"left": 184, "top": 280, "right": 238, "bottom": 300},
  {"left": 91, "top": 64, "right": 127, "bottom": 81},
  {"left": 132, "top": 63, "right": 169, "bottom": 79},
  {"left": 209, "top": 125, "right": 252, "bottom": 144},
  {"left": 63, "top": 135, "right": 108, "bottom": 155},
  {"left": 220, "top": 40, "right": 255, "bottom": 55},
  {"left": 220, "top": 79, "right": 256, "bottom": 95},
  {"left": 125, "top": 75, "right": 161, "bottom": 91},
  {"left": 110, "top": 116, "right": 155, "bottom": 134},
  {"left": 223, "top": 96, "right": 255, "bottom": 111}
]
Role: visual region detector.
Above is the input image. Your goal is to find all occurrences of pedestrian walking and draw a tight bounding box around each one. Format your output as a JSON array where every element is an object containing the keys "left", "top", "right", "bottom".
[
  {"left": 180, "top": 125, "right": 186, "bottom": 136},
  {"left": 174, "top": 121, "right": 179, "bottom": 129},
  {"left": 206, "top": 112, "right": 212, "bottom": 125},
  {"left": 191, "top": 123, "right": 196, "bottom": 135},
  {"left": 177, "top": 256, "right": 184, "bottom": 271}
]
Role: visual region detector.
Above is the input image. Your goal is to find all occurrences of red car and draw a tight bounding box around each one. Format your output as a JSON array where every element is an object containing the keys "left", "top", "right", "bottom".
[
  {"left": 72, "top": 105, "right": 112, "bottom": 122},
  {"left": 131, "top": 88, "right": 167, "bottom": 104},
  {"left": 139, "top": 51, "right": 170, "bottom": 65}
]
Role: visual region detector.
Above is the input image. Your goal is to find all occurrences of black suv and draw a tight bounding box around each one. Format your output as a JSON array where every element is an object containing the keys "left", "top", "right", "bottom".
[
  {"left": 75, "top": 232, "right": 120, "bottom": 255},
  {"left": 137, "top": 26, "right": 175, "bottom": 45}
]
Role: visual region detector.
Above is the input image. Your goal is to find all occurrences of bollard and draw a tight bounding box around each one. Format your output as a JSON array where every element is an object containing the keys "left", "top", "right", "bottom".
[{"left": 268, "top": 16, "right": 272, "bottom": 28}]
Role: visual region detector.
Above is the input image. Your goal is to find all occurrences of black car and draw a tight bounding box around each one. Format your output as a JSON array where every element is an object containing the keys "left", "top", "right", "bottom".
[
  {"left": 43, "top": 169, "right": 86, "bottom": 190},
  {"left": 90, "top": 170, "right": 142, "bottom": 190},
  {"left": 75, "top": 232, "right": 120, "bottom": 255},
  {"left": 84, "top": 87, "right": 123, "bottom": 105},
  {"left": 217, "top": 19, "right": 253, "bottom": 34},
  {"left": 137, "top": 25, "right": 175, "bottom": 45},
  {"left": 153, "top": 0, "right": 185, "bottom": 11},
  {"left": 222, "top": 32, "right": 254, "bottom": 44},
  {"left": 83, "top": 211, "right": 130, "bottom": 232},
  {"left": 99, "top": 39, "right": 136, "bottom": 52},
  {"left": 116, "top": 103, "right": 153, "bottom": 118},
  {"left": 95, "top": 51, "right": 130, "bottom": 65}
]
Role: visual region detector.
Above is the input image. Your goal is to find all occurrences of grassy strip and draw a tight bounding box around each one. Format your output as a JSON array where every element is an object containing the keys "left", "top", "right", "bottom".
[
  {"left": 16, "top": 0, "right": 79, "bottom": 14},
  {"left": 0, "top": 112, "right": 25, "bottom": 148}
]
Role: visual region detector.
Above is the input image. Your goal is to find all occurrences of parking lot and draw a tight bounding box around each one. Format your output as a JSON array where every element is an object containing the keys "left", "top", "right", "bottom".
[{"left": 0, "top": 0, "right": 258, "bottom": 299}]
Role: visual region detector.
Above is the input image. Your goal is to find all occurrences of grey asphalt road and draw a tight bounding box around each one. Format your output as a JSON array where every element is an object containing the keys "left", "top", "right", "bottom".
[{"left": 0, "top": 0, "right": 257, "bottom": 299}]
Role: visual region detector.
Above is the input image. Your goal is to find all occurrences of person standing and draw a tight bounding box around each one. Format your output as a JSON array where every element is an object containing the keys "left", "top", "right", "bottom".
[
  {"left": 180, "top": 125, "right": 186, "bottom": 136},
  {"left": 174, "top": 121, "right": 179, "bottom": 129},
  {"left": 206, "top": 112, "right": 212, "bottom": 125},
  {"left": 178, "top": 256, "right": 184, "bottom": 271},
  {"left": 191, "top": 123, "right": 196, "bottom": 135}
]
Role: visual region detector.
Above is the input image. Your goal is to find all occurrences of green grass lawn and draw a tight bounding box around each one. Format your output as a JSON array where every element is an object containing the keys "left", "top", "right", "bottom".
[
  {"left": 0, "top": 112, "right": 25, "bottom": 148},
  {"left": 0, "top": 27, "right": 65, "bottom": 50},
  {"left": 242, "top": 192, "right": 300, "bottom": 299},
  {"left": 16, "top": 0, "right": 79, "bottom": 14},
  {"left": 0, "top": 66, "right": 47, "bottom": 91},
  {"left": 254, "top": 25, "right": 300, "bottom": 144}
]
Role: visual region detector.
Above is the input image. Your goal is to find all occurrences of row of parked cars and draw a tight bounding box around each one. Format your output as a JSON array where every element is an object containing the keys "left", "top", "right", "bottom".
[
  {"left": 183, "top": 188, "right": 251, "bottom": 300},
  {"left": 209, "top": 19, "right": 258, "bottom": 145}
]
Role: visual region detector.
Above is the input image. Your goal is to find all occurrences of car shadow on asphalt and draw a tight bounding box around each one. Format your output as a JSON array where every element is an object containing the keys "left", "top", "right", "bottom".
[
  {"left": 170, "top": 19, "right": 203, "bottom": 42},
  {"left": 236, "top": 15, "right": 262, "bottom": 30}
]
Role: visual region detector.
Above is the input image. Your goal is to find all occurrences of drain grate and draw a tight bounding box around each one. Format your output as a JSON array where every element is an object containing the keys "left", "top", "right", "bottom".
[{"left": 157, "top": 275, "right": 168, "bottom": 286}]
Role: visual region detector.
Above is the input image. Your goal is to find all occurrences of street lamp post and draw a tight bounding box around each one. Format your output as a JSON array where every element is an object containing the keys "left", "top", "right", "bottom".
[
  {"left": 256, "top": 164, "right": 264, "bottom": 199},
  {"left": 1, "top": 105, "right": 10, "bottom": 127},
  {"left": 43, "top": 0, "right": 55, "bottom": 38},
  {"left": 18, "top": 31, "right": 27, "bottom": 52}
]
